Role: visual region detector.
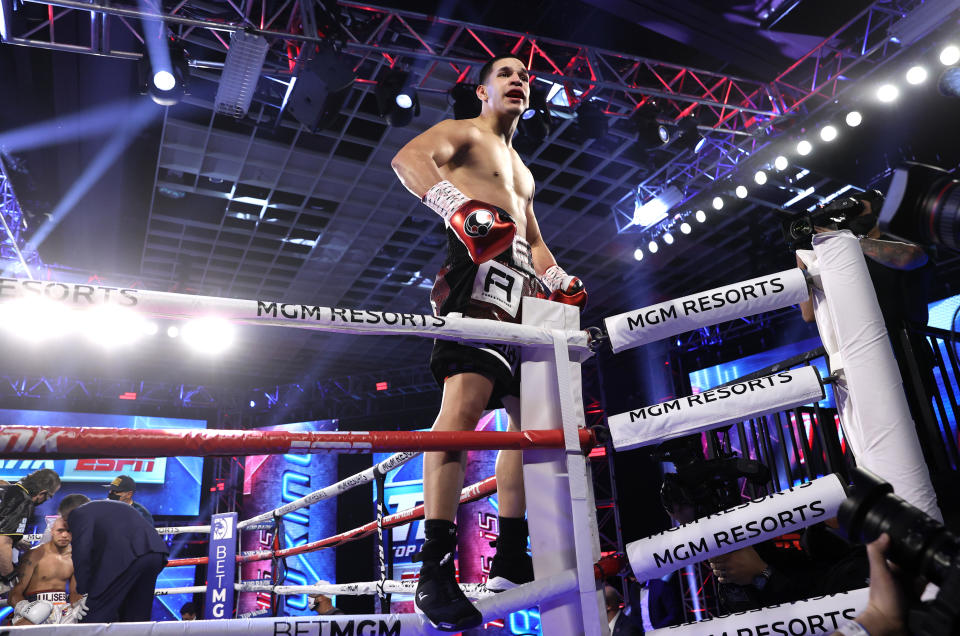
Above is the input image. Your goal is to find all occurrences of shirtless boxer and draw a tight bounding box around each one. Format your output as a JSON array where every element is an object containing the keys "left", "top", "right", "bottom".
[
  {"left": 391, "top": 54, "right": 586, "bottom": 630},
  {"left": 8, "top": 517, "right": 81, "bottom": 625}
]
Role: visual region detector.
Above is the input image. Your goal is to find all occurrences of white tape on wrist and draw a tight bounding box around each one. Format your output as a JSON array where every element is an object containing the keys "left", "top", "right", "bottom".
[
  {"left": 422, "top": 180, "right": 468, "bottom": 223},
  {"left": 541, "top": 265, "right": 566, "bottom": 292}
]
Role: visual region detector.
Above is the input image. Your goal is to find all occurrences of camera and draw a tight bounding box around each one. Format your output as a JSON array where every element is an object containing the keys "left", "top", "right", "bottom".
[
  {"left": 879, "top": 162, "right": 960, "bottom": 251},
  {"left": 781, "top": 190, "right": 884, "bottom": 250},
  {"left": 838, "top": 467, "right": 960, "bottom": 635},
  {"left": 657, "top": 434, "right": 770, "bottom": 519}
]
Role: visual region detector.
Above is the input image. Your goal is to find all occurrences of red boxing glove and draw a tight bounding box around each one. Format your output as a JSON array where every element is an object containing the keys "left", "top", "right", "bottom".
[
  {"left": 423, "top": 180, "right": 516, "bottom": 264},
  {"left": 542, "top": 264, "right": 587, "bottom": 309}
]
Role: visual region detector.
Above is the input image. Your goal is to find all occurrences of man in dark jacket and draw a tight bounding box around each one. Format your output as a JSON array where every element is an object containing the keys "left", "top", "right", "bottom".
[{"left": 58, "top": 494, "right": 169, "bottom": 622}]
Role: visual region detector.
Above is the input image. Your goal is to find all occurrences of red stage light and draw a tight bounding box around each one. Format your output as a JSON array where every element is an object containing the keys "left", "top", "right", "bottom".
[
  {"left": 375, "top": 381, "right": 388, "bottom": 391},
  {"left": 118, "top": 392, "right": 138, "bottom": 400}
]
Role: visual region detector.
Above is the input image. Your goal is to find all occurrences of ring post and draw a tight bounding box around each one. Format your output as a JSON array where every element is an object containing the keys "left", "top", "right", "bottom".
[
  {"left": 811, "top": 231, "right": 941, "bottom": 519},
  {"left": 521, "top": 297, "right": 606, "bottom": 636}
]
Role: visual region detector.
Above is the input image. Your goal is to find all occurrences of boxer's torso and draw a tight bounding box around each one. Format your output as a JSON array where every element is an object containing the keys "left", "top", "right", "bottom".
[{"left": 437, "top": 120, "right": 535, "bottom": 240}]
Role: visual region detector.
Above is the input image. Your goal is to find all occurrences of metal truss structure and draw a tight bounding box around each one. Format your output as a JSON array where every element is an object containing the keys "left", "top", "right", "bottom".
[
  {"left": 0, "top": 363, "right": 440, "bottom": 420},
  {"left": 0, "top": 159, "right": 40, "bottom": 278}
]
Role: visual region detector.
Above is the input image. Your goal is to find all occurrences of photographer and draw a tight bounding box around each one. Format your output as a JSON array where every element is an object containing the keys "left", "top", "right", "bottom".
[{"left": 830, "top": 534, "right": 907, "bottom": 636}]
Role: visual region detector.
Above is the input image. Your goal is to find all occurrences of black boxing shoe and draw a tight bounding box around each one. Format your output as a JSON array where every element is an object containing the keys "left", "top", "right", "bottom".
[
  {"left": 414, "top": 549, "right": 482, "bottom": 631},
  {"left": 485, "top": 548, "right": 534, "bottom": 592}
]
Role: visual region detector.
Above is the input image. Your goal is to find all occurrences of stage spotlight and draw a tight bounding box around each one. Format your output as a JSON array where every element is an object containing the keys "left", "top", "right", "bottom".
[
  {"left": 675, "top": 116, "right": 703, "bottom": 151},
  {"left": 940, "top": 45, "right": 960, "bottom": 66},
  {"left": 797, "top": 140, "right": 812, "bottom": 155},
  {"left": 82, "top": 306, "right": 144, "bottom": 348},
  {"left": 153, "top": 71, "right": 175, "bottom": 91},
  {"left": 712, "top": 196, "right": 724, "bottom": 210},
  {"left": 695, "top": 209, "right": 706, "bottom": 222},
  {"left": 167, "top": 325, "right": 179, "bottom": 338},
  {"left": 820, "top": 125, "right": 838, "bottom": 142},
  {"left": 845, "top": 111, "right": 862, "bottom": 127},
  {"left": 143, "top": 322, "right": 159, "bottom": 336},
  {"left": 905, "top": 65, "right": 928, "bottom": 84},
  {"left": 774, "top": 155, "right": 789, "bottom": 171},
  {"left": 376, "top": 68, "right": 419, "bottom": 127},
  {"left": 0, "top": 297, "right": 72, "bottom": 342},
  {"left": 182, "top": 317, "right": 235, "bottom": 354},
  {"left": 450, "top": 82, "right": 480, "bottom": 120},
  {"left": 680, "top": 222, "right": 691, "bottom": 234},
  {"left": 648, "top": 240, "right": 659, "bottom": 254},
  {"left": 754, "top": 170, "right": 768, "bottom": 185},
  {"left": 139, "top": 40, "right": 190, "bottom": 106},
  {"left": 633, "top": 248, "right": 644, "bottom": 261},
  {"left": 577, "top": 101, "right": 608, "bottom": 140},
  {"left": 663, "top": 232, "right": 674, "bottom": 245},
  {"left": 249, "top": 400, "right": 257, "bottom": 408},
  {"left": 631, "top": 102, "right": 669, "bottom": 149},
  {"left": 876, "top": 83, "right": 899, "bottom": 102},
  {"left": 518, "top": 86, "right": 551, "bottom": 141},
  {"left": 735, "top": 185, "right": 748, "bottom": 199}
]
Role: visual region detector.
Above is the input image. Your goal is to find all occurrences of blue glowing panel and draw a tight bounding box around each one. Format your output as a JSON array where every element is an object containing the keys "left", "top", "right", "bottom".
[
  {"left": 151, "top": 565, "right": 197, "bottom": 621},
  {"left": 687, "top": 337, "right": 834, "bottom": 408},
  {"left": 0, "top": 409, "right": 206, "bottom": 518},
  {"left": 239, "top": 420, "right": 337, "bottom": 617},
  {"left": 928, "top": 294, "right": 960, "bottom": 330}
]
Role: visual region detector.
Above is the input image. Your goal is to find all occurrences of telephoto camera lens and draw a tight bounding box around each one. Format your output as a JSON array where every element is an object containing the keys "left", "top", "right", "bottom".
[{"left": 839, "top": 467, "right": 960, "bottom": 586}]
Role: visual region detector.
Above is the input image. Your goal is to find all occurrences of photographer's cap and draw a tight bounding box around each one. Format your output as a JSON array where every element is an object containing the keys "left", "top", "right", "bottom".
[{"left": 101, "top": 475, "right": 136, "bottom": 492}]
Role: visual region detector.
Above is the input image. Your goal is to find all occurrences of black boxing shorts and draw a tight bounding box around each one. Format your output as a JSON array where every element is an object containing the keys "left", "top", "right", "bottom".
[{"left": 429, "top": 233, "right": 546, "bottom": 409}]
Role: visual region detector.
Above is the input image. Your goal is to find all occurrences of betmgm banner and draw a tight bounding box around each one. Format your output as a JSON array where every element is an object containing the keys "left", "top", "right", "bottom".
[
  {"left": 205, "top": 512, "right": 238, "bottom": 619},
  {"left": 626, "top": 475, "right": 847, "bottom": 580}
]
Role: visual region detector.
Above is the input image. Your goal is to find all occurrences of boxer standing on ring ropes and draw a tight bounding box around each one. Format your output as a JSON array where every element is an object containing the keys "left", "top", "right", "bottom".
[{"left": 392, "top": 54, "right": 587, "bottom": 631}]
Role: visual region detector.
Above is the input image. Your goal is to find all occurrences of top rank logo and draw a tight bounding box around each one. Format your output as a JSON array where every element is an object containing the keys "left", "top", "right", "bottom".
[{"left": 463, "top": 210, "right": 493, "bottom": 237}]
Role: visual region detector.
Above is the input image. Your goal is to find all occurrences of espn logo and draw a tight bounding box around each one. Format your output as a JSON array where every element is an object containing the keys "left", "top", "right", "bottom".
[
  {"left": 74, "top": 459, "right": 157, "bottom": 472},
  {"left": 63, "top": 457, "right": 167, "bottom": 483}
]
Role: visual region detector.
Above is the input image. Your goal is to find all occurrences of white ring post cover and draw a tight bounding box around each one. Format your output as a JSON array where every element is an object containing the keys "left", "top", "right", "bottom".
[
  {"left": 625, "top": 474, "right": 847, "bottom": 580},
  {"left": 521, "top": 297, "right": 607, "bottom": 636},
  {"left": 603, "top": 269, "right": 809, "bottom": 353},
  {"left": 608, "top": 366, "right": 824, "bottom": 451},
  {"left": 646, "top": 587, "right": 868, "bottom": 636},
  {"left": 812, "top": 231, "right": 941, "bottom": 520}
]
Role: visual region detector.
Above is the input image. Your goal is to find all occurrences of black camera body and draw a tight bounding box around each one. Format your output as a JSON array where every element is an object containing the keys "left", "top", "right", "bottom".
[
  {"left": 839, "top": 467, "right": 960, "bottom": 635},
  {"left": 781, "top": 191, "right": 883, "bottom": 250}
]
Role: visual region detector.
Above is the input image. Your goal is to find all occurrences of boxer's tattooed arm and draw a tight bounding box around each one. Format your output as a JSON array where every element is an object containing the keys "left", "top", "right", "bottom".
[
  {"left": 8, "top": 549, "right": 37, "bottom": 606},
  {"left": 860, "top": 237, "right": 928, "bottom": 270}
]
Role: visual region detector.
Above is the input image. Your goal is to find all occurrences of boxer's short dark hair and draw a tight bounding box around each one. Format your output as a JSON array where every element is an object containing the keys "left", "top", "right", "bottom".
[{"left": 478, "top": 54, "right": 527, "bottom": 86}]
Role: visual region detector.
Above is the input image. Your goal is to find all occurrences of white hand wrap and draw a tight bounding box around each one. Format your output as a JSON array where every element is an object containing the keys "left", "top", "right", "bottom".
[
  {"left": 541, "top": 264, "right": 571, "bottom": 293},
  {"left": 14, "top": 599, "right": 54, "bottom": 624},
  {"left": 422, "top": 180, "right": 469, "bottom": 223}
]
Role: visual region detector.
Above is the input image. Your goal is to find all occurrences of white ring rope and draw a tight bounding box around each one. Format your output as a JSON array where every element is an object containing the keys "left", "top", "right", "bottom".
[
  {"left": 154, "top": 580, "right": 494, "bottom": 600},
  {"left": 603, "top": 268, "right": 810, "bottom": 353},
  {"left": 238, "top": 451, "right": 419, "bottom": 529},
  {"left": 0, "top": 278, "right": 591, "bottom": 352},
  {"left": 152, "top": 452, "right": 421, "bottom": 535}
]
